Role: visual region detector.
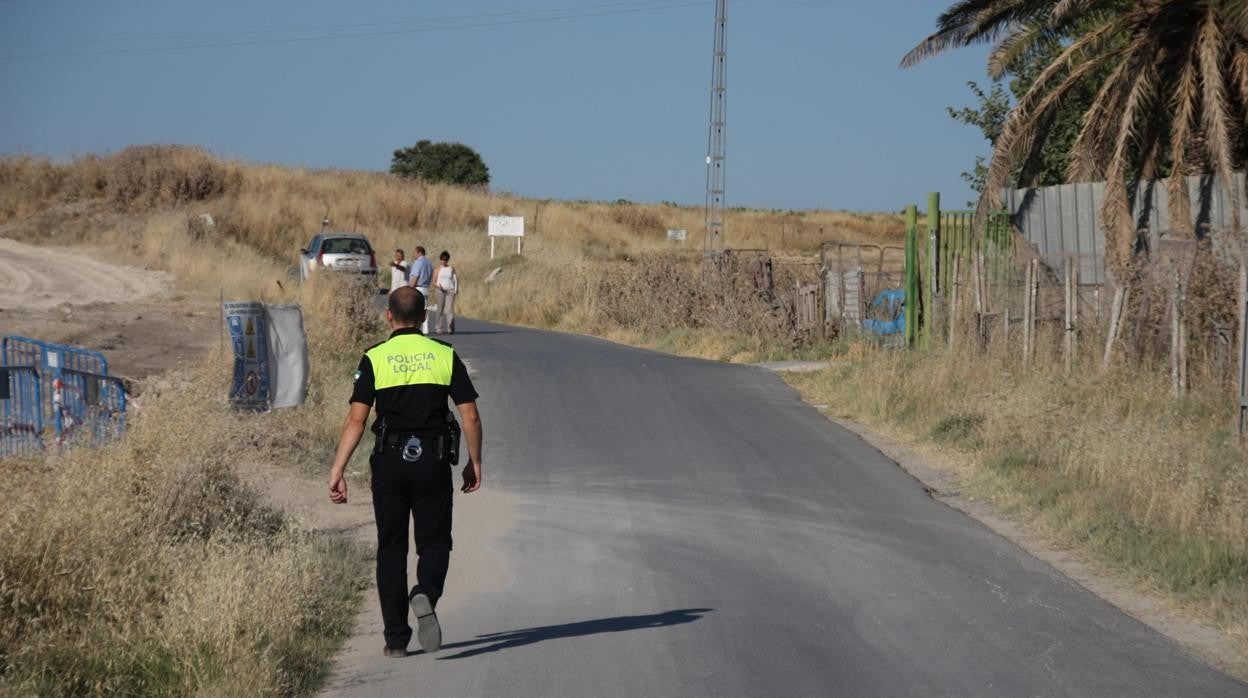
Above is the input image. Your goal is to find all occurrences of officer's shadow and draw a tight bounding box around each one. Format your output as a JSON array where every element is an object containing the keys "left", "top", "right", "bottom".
[{"left": 435, "top": 607, "right": 712, "bottom": 660}]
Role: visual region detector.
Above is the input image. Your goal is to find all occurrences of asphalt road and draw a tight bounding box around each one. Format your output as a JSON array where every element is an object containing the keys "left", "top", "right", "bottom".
[{"left": 328, "top": 318, "right": 1246, "bottom": 697}]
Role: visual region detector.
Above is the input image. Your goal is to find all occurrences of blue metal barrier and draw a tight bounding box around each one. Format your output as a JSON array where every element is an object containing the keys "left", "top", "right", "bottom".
[
  {"left": 0, "top": 366, "right": 44, "bottom": 457},
  {"left": 2, "top": 336, "right": 109, "bottom": 427},
  {"left": 1, "top": 335, "right": 124, "bottom": 452},
  {"left": 56, "top": 368, "right": 126, "bottom": 449}
]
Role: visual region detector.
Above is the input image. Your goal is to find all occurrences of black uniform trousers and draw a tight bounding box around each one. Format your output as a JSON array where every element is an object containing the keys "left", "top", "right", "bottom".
[{"left": 370, "top": 438, "right": 454, "bottom": 650}]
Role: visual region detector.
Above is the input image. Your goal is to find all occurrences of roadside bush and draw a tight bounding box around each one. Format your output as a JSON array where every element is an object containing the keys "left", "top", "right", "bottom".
[
  {"left": 594, "top": 257, "right": 784, "bottom": 337},
  {"left": 107, "top": 145, "right": 237, "bottom": 211}
]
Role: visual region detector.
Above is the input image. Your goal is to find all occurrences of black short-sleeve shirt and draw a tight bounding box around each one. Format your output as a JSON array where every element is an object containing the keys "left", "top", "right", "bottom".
[{"left": 349, "top": 328, "right": 478, "bottom": 434}]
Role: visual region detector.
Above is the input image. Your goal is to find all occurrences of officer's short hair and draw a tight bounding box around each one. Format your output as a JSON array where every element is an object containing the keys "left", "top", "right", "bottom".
[{"left": 388, "top": 286, "right": 425, "bottom": 325}]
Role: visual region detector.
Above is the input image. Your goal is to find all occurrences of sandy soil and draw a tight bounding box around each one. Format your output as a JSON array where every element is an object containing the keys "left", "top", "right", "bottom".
[
  {"left": 0, "top": 237, "right": 219, "bottom": 387},
  {"left": 0, "top": 237, "right": 171, "bottom": 311}
]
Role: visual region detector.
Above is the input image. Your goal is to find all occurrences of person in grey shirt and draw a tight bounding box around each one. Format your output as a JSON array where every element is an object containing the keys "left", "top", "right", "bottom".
[{"left": 408, "top": 246, "right": 435, "bottom": 334}]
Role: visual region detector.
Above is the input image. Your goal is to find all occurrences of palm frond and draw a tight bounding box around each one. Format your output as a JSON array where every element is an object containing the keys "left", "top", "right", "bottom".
[
  {"left": 1197, "top": 6, "right": 1241, "bottom": 228},
  {"left": 987, "top": 23, "right": 1052, "bottom": 78},
  {"left": 1051, "top": 0, "right": 1095, "bottom": 24},
  {"left": 979, "top": 18, "right": 1123, "bottom": 206},
  {"left": 1068, "top": 52, "right": 1140, "bottom": 182},
  {"left": 901, "top": 0, "right": 1058, "bottom": 67},
  {"left": 1101, "top": 56, "right": 1159, "bottom": 264},
  {"left": 1167, "top": 46, "right": 1201, "bottom": 231}
]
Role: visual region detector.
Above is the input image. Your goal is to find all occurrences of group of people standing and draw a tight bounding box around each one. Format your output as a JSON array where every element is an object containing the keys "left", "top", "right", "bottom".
[{"left": 388, "top": 246, "right": 457, "bottom": 335}]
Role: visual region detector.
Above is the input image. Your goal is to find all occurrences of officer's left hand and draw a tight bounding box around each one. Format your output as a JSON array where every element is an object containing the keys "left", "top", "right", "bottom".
[
  {"left": 329, "top": 471, "right": 348, "bottom": 504},
  {"left": 461, "top": 459, "right": 482, "bottom": 493}
]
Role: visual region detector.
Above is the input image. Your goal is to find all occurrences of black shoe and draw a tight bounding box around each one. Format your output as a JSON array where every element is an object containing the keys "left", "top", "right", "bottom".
[
  {"left": 410, "top": 592, "right": 442, "bottom": 653},
  {"left": 384, "top": 646, "right": 408, "bottom": 658}
]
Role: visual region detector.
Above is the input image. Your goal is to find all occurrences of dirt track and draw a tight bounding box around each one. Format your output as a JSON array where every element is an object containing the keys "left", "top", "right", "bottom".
[
  {"left": 0, "top": 237, "right": 170, "bottom": 310},
  {"left": 0, "top": 237, "right": 218, "bottom": 386}
]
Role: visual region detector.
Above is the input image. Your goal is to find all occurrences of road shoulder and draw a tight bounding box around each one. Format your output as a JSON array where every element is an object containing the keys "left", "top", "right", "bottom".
[{"left": 825, "top": 412, "right": 1247, "bottom": 683}]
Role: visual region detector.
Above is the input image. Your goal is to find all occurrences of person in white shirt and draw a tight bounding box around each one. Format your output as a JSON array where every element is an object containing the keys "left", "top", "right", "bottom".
[
  {"left": 434, "top": 250, "right": 458, "bottom": 335},
  {"left": 388, "top": 249, "right": 410, "bottom": 293}
]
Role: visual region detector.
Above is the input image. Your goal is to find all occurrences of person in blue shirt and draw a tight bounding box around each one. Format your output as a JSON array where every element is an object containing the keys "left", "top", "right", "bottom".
[{"left": 408, "top": 246, "right": 435, "bottom": 334}]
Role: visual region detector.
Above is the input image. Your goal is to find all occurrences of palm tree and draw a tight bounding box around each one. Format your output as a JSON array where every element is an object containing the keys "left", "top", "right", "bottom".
[{"left": 903, "top": 1, "right": 1248, "bottom": 267}]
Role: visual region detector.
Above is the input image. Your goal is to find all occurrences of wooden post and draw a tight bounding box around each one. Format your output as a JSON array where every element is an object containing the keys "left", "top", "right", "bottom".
[
  {"left": 972, "top": 251, "right": 985, "bottom": 351},
  {"left": 818, "top": 263, "right": 827, "bottom": 340},
  {"left": 1023, "top": 258, "right": 1036, "bottom": 366},
  {"left": 857, "top": 269, "right": 867, "bottom": 330},
  {"left": 904, "top": 205, "right": 919, "bottom": 348},
  {"left": 1102, "top": 284, "right": 1129, "bottom": 370},
  {"left": 1237, "top": 263, "right": 1248, "bottom": 439},
  {"left": 1064, "top": 256, "right": 1078, "bottom": 373},
  {"left": 925, "top": 193, "right": 940, "bottom": 349},
  {"left": 1170, "top": 269, "right": 1182, "bottom": 397},
  {"left": 838, "top": 244, "right": 847, "bottom": 328},
  {"left": 949, "top": 254, "right": 961, "bottom": 351},
  {"left": 1179, "top": 299, "right": 1189, "bottom": 396}
]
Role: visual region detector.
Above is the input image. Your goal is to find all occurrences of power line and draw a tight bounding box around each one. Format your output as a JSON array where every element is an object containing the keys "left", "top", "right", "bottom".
[
  {"left": 0, "top": 0, "right": 702, "bottom": 49},
  {"left": 0, "top": 1, "right": 709, "bottom": 60}
]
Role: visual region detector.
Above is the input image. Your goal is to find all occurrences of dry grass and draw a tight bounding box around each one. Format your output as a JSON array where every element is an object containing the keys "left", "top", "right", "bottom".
[
  {"left": 0, "top": 203, "right": 381, "bottom": 694},
  {"left": 0, "top": 147, "right": 902, "bottom": 261},
  {"left": 787, "top": 341, "right": 1248, "bottom": 653},
  {"left": 0, "top": 355, "right": 368, "bottom": 695}
]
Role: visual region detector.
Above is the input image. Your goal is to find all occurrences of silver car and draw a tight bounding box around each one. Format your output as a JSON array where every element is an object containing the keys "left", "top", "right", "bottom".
[{"left": 299, "top": 233, "right": 378, "bottom": 282}]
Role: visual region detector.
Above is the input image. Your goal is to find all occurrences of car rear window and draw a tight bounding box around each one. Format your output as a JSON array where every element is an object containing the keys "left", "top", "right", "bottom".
[{"left": 322, "top": 238, "right": 371, "bottom": 255}]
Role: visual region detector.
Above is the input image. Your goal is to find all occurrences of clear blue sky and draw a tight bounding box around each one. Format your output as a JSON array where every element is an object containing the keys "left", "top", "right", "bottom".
[{"left": 0, "top": 0, "right": 991, "bottom": 212}]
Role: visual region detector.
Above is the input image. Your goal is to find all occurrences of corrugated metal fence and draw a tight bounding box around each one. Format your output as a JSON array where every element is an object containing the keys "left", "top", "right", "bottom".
[{"left": 1004, "top": 173, "right": 1247, "bottom": 284}]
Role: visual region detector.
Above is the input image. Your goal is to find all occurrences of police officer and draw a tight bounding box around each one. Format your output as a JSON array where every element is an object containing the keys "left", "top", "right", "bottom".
[{"left": 327, "top": 285, "right": 483, "bottom": 658}]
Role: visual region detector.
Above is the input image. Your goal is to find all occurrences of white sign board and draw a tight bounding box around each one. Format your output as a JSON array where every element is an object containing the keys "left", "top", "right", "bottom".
[
  {"left": 666, "top": 229, "right": 688, "bottom": 242},
  {"left": 488, "top": 215, "right": 525, "bottom": 237}
]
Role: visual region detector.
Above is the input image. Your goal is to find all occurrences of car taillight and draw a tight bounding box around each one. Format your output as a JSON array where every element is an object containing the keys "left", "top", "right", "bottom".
[{"left": 369, "top": 252, "right": 377, "bottom": 269}]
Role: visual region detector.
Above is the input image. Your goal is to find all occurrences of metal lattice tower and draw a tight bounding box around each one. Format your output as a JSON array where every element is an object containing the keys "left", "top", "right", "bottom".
[{"left": 704, "top": 0, "right": 727, "bottom": 256}]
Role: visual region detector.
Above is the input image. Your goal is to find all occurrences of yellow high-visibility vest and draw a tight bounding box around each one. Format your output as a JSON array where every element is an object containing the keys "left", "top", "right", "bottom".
[{"left": 365, "top": 334, "right": 455, "bottom": 390}]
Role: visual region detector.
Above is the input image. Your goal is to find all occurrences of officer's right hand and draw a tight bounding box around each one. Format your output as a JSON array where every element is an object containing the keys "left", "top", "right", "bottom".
[
  {"left": 461, "top": 459, "right": 482, "bottom": 493},
  {"left": 329, "top": 471, "right": 348, "bottom": 504}
]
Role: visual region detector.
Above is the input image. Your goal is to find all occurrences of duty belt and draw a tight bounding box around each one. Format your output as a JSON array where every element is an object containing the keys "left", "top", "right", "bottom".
[
  {"left": 375, "top": 415, "right": 461, "bottom": 465},
  {"left": 375, "top": 431, "right": 458, "bottom": 465}
]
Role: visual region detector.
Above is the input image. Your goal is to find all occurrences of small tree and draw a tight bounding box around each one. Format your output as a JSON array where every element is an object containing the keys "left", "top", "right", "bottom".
[
  {"left": 390, "top": 140, "right": 490, "bottom": 187},
  {"left": 948, "top": 80, "right": 1011, "bottom": 197}
]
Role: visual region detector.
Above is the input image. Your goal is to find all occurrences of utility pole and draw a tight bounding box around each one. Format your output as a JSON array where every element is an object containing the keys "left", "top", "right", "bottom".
[{"left": 704, "top": 0, "right": 727, "bottom": 258}]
